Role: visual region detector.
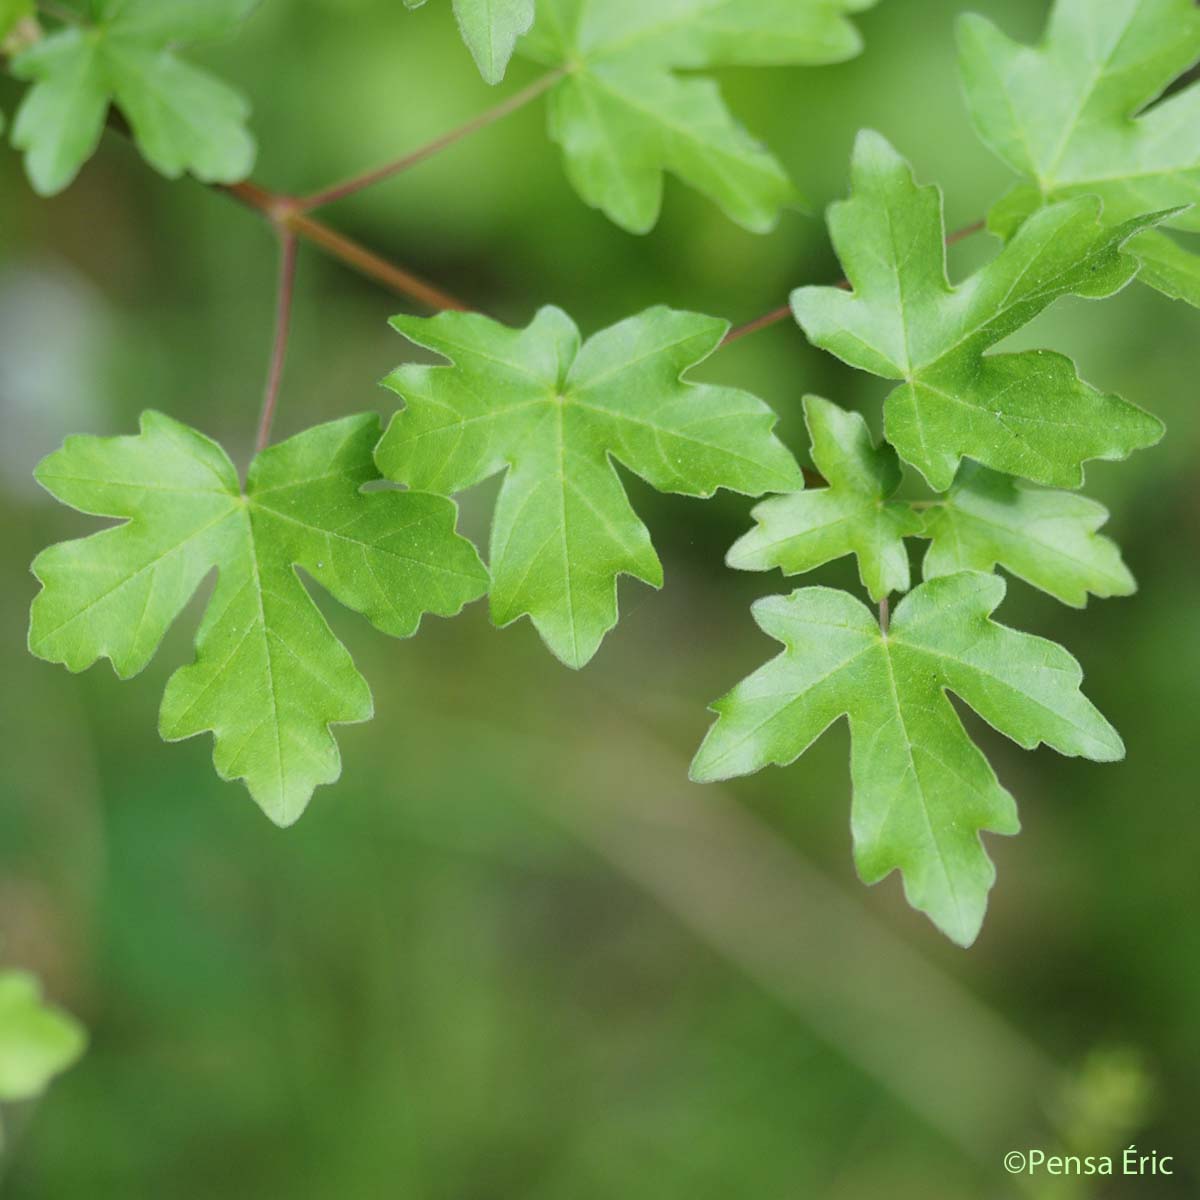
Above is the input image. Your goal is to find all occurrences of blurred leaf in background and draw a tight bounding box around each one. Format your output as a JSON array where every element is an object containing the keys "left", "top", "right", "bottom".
[{"left": 0, "top": 969, "right": 85, "bottom": 1147}]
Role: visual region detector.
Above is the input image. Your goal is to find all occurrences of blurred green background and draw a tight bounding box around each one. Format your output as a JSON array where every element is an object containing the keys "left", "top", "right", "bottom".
[{"left": 2, "top": 0, "right": 1198, "bottom": 1195}]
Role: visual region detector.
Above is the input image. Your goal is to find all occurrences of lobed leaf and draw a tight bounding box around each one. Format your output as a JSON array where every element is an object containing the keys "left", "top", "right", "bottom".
[
  {"left": 729, "top": 395, "right": 922, "bottom": 602},
  {"left": 30, "top": 412, "right": 488, "bottom": 825},
  {"left": 9, "top": 0, "right": 256, "bottom": 195},
  {"left": 692, "top": 571, "right": 1123, "bottom": 946},
  {"left": 519, "top": 0, "right": 876, "bottom": 233},
  {"left": 958, "top": 0, "right": 1200, "bottom": 305},
  {"left": 377, "top": 305, "right": 803, "bottom": 668},
  {"left": 920, "top": 464, "right": 1135, "bottom": 609},
  {"left": 791, "top": 131, "right": 1165, "bottom": 491}
]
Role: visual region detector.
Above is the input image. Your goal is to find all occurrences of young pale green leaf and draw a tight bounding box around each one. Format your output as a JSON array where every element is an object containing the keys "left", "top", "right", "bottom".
[
  {"left": 921, "top": 464, "right": 1134, "bottom": 609},
  {"left": 377, "top": 306, "right": 803, "bottom": 668},
  {"left": 404, "top": 0, "right": 534, "bottom": 85},
  {"left": 791, "top": 132, "right": 1166, "bottom": 492},
  {"left": 10, "top": 0, "right": 256, "bottom": 195},
  {"left": 30, "top": 412, "right": 488, "bottom": 826},
  {"left": 729, "top": 395, "right": 922, "bottom": 602},
  {"left": 691, "top": 571, "right": 1122, "bottom": 946},
  {"left": 0, "top": 970, "right": 86, "bottom": 1104},
  {"left": 518, "top": 0, "right": 875, "bottom": 233},
  {"left": 957, "top": 0, "right": 1200, "bottom": 305}
]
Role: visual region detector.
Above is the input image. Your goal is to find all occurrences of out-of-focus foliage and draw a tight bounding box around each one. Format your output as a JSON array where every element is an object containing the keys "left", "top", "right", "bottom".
[
  {"left": 404, "top": 0, "right": 533, "bottom": 85},
  {"left": 0, "top": 970, "right": 85, "bottom": 1104},
  {"left": 957, "top": 0, "right": 1200, "bottom": 306},
  {"left": 9, "top": 0, "right": 257, "bottom": 195},
  {"left": 1, "top": 0, "right": 1198, "bottom": 1196},
  {"left": 520, "top": 0, "right": 877, "bottom": 232}
]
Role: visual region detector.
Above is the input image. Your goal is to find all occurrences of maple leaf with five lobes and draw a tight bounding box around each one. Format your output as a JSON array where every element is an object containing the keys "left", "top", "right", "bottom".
[
  {"left": 920, "top": 463, "right": 1135, "bottom": 609},
  {"left": 403, "top": 0, "right": 534, "bottom": 85},
  {"left": 957, "top": 0, "right": 1200, "bottom": 306},
  {"left": 518, "top": 0, "right": 877, "bottom": 233},
  {"left": 729, "top": 395, "right": 923, "bottom": 603},
  {"left": 10, "top": 0, "right": 258, "bottom": 196},
  {"left": 791, "top": 131, "right": 1167, "bottom": 492},
  {"left": 29, "top": 412, "right": 488, "bottom": 826},
  {"left": 376, "top": 305, "right": 804, "bottom": 669},
  {"left": 691, "top": 571, "right": 1124, "bottom": 946}
]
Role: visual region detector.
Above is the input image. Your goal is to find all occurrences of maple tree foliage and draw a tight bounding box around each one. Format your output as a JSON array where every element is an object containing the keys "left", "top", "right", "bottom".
[
  {"left": 10, "top": 0, "right": 1191, "bottom": 948},
  {"left": 29, "top": 413, "right": 487, "bottom": 824},
  {"left": 729, "top": 395, "right": 922, "bottom": 603},
  {"left": 919, "top": 464, "right": 1135, "bottom": 609},
  {"left": 791, "top": 131, "right": 1165, "bottom": 492},
  {"left": 692, "top": 572, "right": 1122, "bottom": 945},
  {"left": 957, "top": 0, "right": 1200, "bottom": 307},
  {"left": 405, "top": 0, "right": 535, "bottom": 85},
  {"left": 377, "top": 306, "right": 802, "bottom": 668},
  {"left": 519, "top": 0, "right": 877, "bottom": 232},
  {"left": 9, "top": 0, "right": 257, "bottom": 196}
]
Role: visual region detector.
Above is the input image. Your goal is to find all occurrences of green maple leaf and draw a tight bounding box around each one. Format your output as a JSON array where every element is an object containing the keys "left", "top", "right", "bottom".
[
  {"left": 29, "top": 412, "right": 488, "bottom": 825},
  {"left": 691, "top": 571, "right": 1122, "bottom": 945},
  {"left": 1129, "top": 229, "right": 1200, "bottom": 307},
  {"left": 376, "top": 305, "right": 803, "bottom": 668},
  {"left": 791, "top": 131, "right": 1166, "bottom": 492},
  {"left": 518, "top": 0, "right": 876, "bottom": 233},
  {"left": 404, "top": 0, "right": 535, "bottom": 85},
  {"left": 957, "top": 0, "right": 1200, "bottom": 305},
  {"left": 728, "top": 395, "right": 922, "bottom": 603},
  {"left": 0, "top": 970, "right": 85, "bottom": 1106},
  {"left": 920, "top": 463, "right": 1134, "bottom": 609},
  {"left": 10, "top": 0, "right": 258, "bottom": 196}
]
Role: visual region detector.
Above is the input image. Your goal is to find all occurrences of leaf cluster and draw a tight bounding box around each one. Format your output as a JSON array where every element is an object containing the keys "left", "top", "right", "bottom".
[{"left": 21, "top": 0, "right": 1194, "bottom": 947}]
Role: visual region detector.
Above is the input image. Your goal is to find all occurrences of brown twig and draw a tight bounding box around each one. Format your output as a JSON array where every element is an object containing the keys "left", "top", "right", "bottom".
[
  {"left": 722, "top": 217, "right": 988, "bottom": 345},
  {"left": 76, "top": 109, "right": 475, "bottom": 312},
  {"left": 255, "top": 230, "right": 299, "bottom": 453},
  {"left": 297, "top": 70, "right": 563, "bottom": 212},
  {"left": 221, "top": 181, "right": 472, "bottom": 313}
]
